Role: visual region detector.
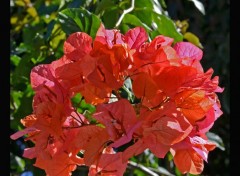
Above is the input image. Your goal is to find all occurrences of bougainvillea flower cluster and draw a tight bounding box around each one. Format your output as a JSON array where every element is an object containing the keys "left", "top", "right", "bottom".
[{"left": 11, "top": 24, "right": 223, "bottom": 176}]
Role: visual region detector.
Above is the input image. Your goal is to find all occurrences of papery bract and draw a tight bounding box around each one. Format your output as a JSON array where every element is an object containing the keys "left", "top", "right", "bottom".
[
  {"left": 10, "top": 24, "right": 223, "bottom": 176},
  {"left": 89, "top": 153, "right": 128, "bottom": 176},
  {"left": 170, "top": 136, "right": 216, "bottom": 174},
  {"left": 94, "top": 99, "right": 141, "bottom": 148},
  {"left": 174, "top": 42, "right": 203, "bottom": 72}
]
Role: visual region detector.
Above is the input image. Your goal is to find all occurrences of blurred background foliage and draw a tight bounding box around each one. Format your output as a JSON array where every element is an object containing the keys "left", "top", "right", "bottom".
[{"left": 10, "top": 0, "right": 229, "bottom": 175}]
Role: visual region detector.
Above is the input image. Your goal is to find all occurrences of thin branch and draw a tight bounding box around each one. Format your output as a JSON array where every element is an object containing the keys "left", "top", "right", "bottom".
[
  {"left": 148, "top": 167, "right": 175, "bottom": 176},
  {"left": 115, "top": 0, "right": 135, "bottom": 28},
  {"left": 128, "top": 161, "right": 175, "bottom": 176},
  {"left": 128, "top": 161, "right": 159, "bottom": 176}
]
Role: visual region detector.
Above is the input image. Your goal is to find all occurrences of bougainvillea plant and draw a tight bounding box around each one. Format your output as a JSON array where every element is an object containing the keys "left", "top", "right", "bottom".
[{"left": 11, "top": 23, "right": 223, "bottom": 175}]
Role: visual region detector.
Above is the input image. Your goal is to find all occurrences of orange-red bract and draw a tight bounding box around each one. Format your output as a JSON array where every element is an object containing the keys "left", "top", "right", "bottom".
[
  {"left": 10, "top": 23, "right": 223, "bottom": 176},
  {"left": 94, "top": 99, "right": 141, "bottom": 148},
  {"left": 170, "top": 136, "right": 216, "bottom": 174},
  {"left": 89, "top": 153, "right": 128, "bottom": 176}
]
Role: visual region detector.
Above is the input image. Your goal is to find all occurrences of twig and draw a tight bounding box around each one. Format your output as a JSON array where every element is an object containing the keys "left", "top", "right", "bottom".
[
  {"left": 115, "top": 0, "right": 135, "bottom": 28},
  {"left": 148, "top": 167, "right": 175, "bottom": 176},
  {"left": 128, "top": 161, "right": 159, "bottom": 176}
]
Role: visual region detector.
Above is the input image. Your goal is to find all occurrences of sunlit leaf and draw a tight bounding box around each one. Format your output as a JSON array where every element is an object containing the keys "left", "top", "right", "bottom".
[
  {"left": 10, "top": 90, "right": 23, "bottom": 111},
  {"left": 188, "top": 0, "right": 205, "bottom": 15},
  {"left": 10, "top": 153, "right": 25, "bottom": 172},
  {"left": 206, "top": 132, "right": 225, "bottom": 151},
  {"left": 45, "top": 20, "right": 56, "bottom": 40},
  {"left": 135, "top": 0, "right": 154, "bottom": 9},
  {"left": 15, "top": 0, "right": 25, "bottom": 7},
  {"left": 102, "top": 7, "right": 120, "bottom": 28},
  {"left": 132, "top": 8, "right": 154, "bottom": 27},
  {"left": 27, "top": 7, "right": 38, "bottom": 18},
  {"left": 175, "top": 20, "right": 189, "bottom": 34},
  {"left": 11, "top": 16, "right": 18, "bottom": 25},
  {"left": 58, "top": 8, "right": 101, "bottom": 38},
  {"left": 159, "top": 0, "right": 167, "bottom": 9},
  {"left": 184, "top": 32, "right": 203, "bottom": 49},
  {"left": 152, "top": 14, "right": 183, "bottom": 42},
  {"left": 11, "top": 57, "right": 34, "bottom": 87},
  {"left": 11, "top": 55, "right": 21, "bottom": 67},
  {"left": 122, "top": 14, "right": 152, "bottom": 32},
  {"left": 49, "top": 23, "right": 66, "bottom": 49},
  {"left": 95, "top": 0, "right": 115, "bottom": 14}
]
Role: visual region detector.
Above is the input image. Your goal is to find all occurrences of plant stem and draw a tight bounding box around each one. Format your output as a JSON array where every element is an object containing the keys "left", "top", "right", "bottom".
[
  {"left": 128, "top": 161, "right": 159, "bottom": 176},
  {"left": 115, "top": 0, "right": 135, "bottom": 28}
]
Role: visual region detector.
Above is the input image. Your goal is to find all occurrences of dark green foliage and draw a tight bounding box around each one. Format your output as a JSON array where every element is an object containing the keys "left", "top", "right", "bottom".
[{"left": 58, "top": 8, "right": 102, "bottom": 38}]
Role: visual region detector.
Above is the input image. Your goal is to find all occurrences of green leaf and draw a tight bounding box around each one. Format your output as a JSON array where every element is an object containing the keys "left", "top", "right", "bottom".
[
  {"left": 71, "top": 93, "right": 83, "bottom": 107},
  {"left": 119, "top": 0, "right": 131, "bottom": 9},
  {"left": 188, "top": 0, "right": 205, "bottom": 15},
  {"left": 14, "top": 43, "right": 29, "bottom": 55},
  {"left": 135, "top": 0, "right": 154, "bottom": 9},
  {"left": 102, "top": 7, "right": 120, "bottom": 28},
  {"left": 95, "top": 0, "right": 115, "bottom": 15},
  {"left": 11, "top": 91, "right": 34, "bottom": 129},
  {"left": 58, "top": 7, "right": 101, "bottom": 38},
  {"left": 11, "top": 57, "right": 34, "bottom": 89},
  {"left": 130, "top": 7, "right": 182, "bottom": 42},
  {"left": 159, "top": 0, "right": 167, "bottom": 9},
  {"left": 122, "top": 14, "right": 152, "bottom": 32},
  {"left": 167, "top": 152, "right": 173, "bottom": 161},
  {"left": 122, "top": 78, "right": 135, "bottom": 103},
  {"left": 15, "top": 155, "right": 25, "bottom": 172},
  {"left": 58, "top": 0, "right": 73, "bottom": 10},
  {"left": 119, "top": 23, "right": 130, "bottom": 34},
  {"left": 206, "top": 132, "right": 225, "bottom": 151},
  {"left": 27, "top": 6, "right": 38, "bottom": 18},
  {"left": 10, "top": 90, "right": 23, "bottom": 112},
  {"left": 22, "top": 24, "right": 45, "bottom": 50},
  {"left": 67, "top": 0, "right": 86, "bottom": 8},
  {"left": 10, "top": 153, "right": 25, "bottom": 172},
  {"left": 49, "top": 23, "right": 66, "bottom": 49},
  {"left": 11, "top": 55, "right": 21, "bottom": 67},
  {"left": 45, "top": 20, "right": 56, "bottom": 40},
  {"left": 80, "top": 99, "right": 96, "bottom": 114},
  {"left": 189, "top": 174, "right": 200, "bottom": 176},
  {"left": 71, "top": 93, "right": 95, "bottom": 114},
  {"left": 132, "top": 8, "right": 155, "bottom": 27},
  {"left": 184, "top": 32, "right": 203, "bottom": 49},
  {"left": 175, "top": 20, "right": 189, "bottom": 34},
  {"left": 133, "top": 169, "right": 145, "bottom": 176},
  {"left": 15, "top": 0, "right": 25, "bottom": 7},
  {"left": 152, "top": 0, "right": 165, "bottom": 14},
  {"left": 152, "top": 14, "right": 183, "bottom": 42},
  {"left": 174, "top": 167, "right": 182, "bottom": 176}
]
